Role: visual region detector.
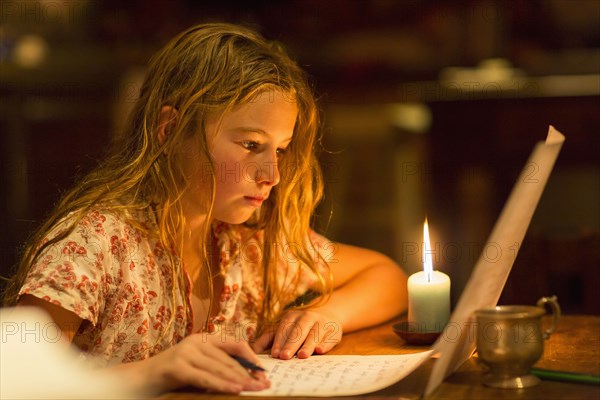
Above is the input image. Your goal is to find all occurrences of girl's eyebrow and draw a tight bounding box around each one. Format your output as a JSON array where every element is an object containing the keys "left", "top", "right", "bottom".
[{"left": 232, "top": 126, "right": 293, "bottom": 142}]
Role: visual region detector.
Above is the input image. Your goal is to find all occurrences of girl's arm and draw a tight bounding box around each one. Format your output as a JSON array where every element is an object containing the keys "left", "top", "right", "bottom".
[
  {"left": 313, "top": 242, "right": 408, "bottom": 331},
  {"left": 18, "top": 295, "right": 269, "bottom": 394},
  {"left": 253, "top": 243, "right": 408, "bottom": 359}
]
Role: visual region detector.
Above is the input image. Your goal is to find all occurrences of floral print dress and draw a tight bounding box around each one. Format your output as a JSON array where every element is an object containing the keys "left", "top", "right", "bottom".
[{"left": 19, "top": 208, "right": 325, "bottom": 366}]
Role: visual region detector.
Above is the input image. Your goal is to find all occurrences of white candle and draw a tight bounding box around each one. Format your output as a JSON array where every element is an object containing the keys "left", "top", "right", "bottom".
[{"left": 407, "top": 219, "right": 451, "bottom": 332}]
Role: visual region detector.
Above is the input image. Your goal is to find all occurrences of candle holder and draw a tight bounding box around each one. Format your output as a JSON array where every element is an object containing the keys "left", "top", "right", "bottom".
[{"left": 392, "top": 321, "right": 442, "bottom": 345}]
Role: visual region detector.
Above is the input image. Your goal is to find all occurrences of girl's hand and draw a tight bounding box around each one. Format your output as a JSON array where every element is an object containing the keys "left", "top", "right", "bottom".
[
  {"left": 251, "top": 309, "right": 343, "bottom": 359},
  {"left": 135, "top": 333, "right": 270, "bottom": 394}
]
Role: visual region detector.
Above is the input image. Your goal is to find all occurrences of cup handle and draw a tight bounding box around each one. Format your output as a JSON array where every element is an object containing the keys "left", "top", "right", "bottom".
[{"left": 537, "top": 295, "right": 561, "bottom": 339}]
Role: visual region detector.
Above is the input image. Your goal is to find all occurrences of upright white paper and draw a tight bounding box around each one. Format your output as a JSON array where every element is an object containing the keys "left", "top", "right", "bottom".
[
  {"left": 241, "top": 351, "right": 432, "bottom": 397},
  {"left": 425, "top": 126, "right": 565, "bottom": 395}
]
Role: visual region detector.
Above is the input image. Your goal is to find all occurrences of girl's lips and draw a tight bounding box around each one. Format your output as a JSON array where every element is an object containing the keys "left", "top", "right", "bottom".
[{"left": 244, "top": 196, "right": 266, "bottom": 207}]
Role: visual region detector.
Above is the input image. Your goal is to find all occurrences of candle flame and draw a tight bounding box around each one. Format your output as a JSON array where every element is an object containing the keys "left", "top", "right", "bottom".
[{"left": 423, "top": 218, "right": 433, "bottom": 282}]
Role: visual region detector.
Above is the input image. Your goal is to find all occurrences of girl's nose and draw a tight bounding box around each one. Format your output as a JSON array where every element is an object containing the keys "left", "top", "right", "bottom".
[{"left": 255, "top": 153, "right": 281, "bottom": 186}]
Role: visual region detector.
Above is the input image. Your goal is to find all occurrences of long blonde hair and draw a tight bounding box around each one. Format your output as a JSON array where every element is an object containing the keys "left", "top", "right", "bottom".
[{"left": 4, "top": 23, "right": 328, "bottom": 331}]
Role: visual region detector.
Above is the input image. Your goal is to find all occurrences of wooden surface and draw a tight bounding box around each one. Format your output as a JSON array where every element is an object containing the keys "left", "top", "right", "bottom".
[{"left": 160, "top": 315, "right": 600, "bottom": 399}]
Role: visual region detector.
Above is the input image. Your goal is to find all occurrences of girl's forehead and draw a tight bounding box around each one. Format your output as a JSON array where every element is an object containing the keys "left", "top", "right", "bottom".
[
  {"left": 206, "top": 87, "right": 297, "bottom": 120},
  {"left": 237, "top": 87, "right": 297, "bottom": 111},
  {"left": 223, "top": 91, "right": 297, "bottom": 120},
  {"left": 204, "top": 90, "right": 298, "bottom": 139}
]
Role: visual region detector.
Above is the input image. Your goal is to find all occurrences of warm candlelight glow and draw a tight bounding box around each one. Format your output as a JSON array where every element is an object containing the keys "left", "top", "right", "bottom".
[
  {"left": 423, "top": 218, "right": 433, "bottom": 282},
  {"left": 408, "top": 217, "right": 451, "bottom": 332}
]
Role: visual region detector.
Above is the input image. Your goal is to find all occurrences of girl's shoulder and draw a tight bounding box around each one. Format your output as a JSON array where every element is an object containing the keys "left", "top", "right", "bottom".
[
  {"left": 34, "top": 204, "right": 166, "bottom": 271},
  {"left": 47, "top": 204, "right": 157, "bottom": 246},
  {"left": 83, "top": 205, "right": 154, "bottom": 235}
]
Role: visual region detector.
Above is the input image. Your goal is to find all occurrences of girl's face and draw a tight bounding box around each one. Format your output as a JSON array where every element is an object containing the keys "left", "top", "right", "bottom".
[{"left": 181, "top": 89, "right": 298, "bottom": 225}]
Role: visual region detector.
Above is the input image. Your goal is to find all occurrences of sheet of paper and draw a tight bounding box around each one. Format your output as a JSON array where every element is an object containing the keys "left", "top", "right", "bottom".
[
  {"left": 241, "top": 351, "right": 432, "bottom": 397},
  {"left": 1, "top": 307, "right": 139, "bottom": 399},
  {"left": 425, "top": 126, "right": 566, "bottom": 395}
]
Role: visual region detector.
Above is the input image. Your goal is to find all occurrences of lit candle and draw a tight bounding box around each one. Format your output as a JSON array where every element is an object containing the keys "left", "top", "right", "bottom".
[{"left": 407, "top": 218, "right": 451, "bottom": 332}]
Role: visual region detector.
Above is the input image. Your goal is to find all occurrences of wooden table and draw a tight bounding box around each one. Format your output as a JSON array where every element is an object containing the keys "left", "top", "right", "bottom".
[{"left": 161, "top": 315, "right": 599, "bottom": 399}]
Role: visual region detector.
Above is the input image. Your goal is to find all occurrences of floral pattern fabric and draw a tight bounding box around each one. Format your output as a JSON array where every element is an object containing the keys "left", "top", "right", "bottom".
[{"left": 19, "top": 208, "right": 325, "bottom": 366}]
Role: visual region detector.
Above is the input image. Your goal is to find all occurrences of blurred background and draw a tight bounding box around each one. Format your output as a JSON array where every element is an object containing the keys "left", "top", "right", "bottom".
[{"left": 1, "top": 0, "right": 598, "bottom": 313}]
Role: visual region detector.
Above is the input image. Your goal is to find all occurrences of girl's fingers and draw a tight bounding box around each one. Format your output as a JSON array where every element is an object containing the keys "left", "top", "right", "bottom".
[
  {"left": 297, "top": 318, "right": 341, "bottom": 358},
  {"left": 314, "top": 325, "right": 342, "bottom": 355},
  {"left": 273, "top": 313, "right": 319, "bottom": 359},
  {"left": 144, "top": 333, "right": 270, "bottom": 393},
  {"left": 193, "top": 343, "right": 251, "bottom": 382},
  {"left": 219, "top": 337, "right": 266, "bottom": 369},
  {"left": 270, "top": 314, "right": 301, "bottom": 359},
  {"left": 180, "top": 336, "right": 269, "bottom": 392},
  {"left": 268, "top": 310, "right": 344, "bottom": 359},
  {"left": 211, "top": 337, "right": 271, "bottom": 390},
  {"left": 296, "top": 323, "right": 320, "bottom": 358},
  {"left": 251, "top": 330, "right": 275, "bottom": 354},
  {"left": 178, "top": 365, "right": 244, "bottom": 394}
]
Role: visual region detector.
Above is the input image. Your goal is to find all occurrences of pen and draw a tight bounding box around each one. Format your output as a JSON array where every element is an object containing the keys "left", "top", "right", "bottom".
[
  {"left": 530, "top": 368, "right": 600, "bottom": 385},
  {"left": 232, "top": 355, "right": 266, "bottom": 372}
]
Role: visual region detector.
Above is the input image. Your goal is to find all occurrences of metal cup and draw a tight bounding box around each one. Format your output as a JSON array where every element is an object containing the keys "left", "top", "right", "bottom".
[{"left": 475, "top": 296, "right": 561, "bottom": 389}]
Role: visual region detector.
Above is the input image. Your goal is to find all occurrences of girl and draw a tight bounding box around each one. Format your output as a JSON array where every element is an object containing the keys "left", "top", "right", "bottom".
[{"left": 3, "top": 23, "right": 408, "bottom": 394}]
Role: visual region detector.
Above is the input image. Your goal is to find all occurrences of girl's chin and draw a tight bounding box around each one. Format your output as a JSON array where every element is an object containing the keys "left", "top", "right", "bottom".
[{"left": 213, "top": 213, "right": 255, "bottom": 225}]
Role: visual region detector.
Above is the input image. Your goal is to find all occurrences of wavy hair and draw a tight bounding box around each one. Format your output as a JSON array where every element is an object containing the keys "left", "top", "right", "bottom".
[{"left": 3, "top": 23, "right": 329, "bottom": 334}]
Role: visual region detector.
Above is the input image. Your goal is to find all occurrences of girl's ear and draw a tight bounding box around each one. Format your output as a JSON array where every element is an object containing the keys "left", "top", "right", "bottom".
[{"left": 157, "top": 105, "right": 179, "bottom": 145}]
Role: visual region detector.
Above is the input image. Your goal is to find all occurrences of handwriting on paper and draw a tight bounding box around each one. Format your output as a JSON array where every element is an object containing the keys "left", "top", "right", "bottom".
[{"left": 241, "top": 352, "right": 432, "bottom": 397}]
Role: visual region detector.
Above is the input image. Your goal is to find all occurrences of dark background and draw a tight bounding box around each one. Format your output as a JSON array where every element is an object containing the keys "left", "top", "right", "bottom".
[{"left": 1, "top": 0, "right": 599, "bottom": 313}]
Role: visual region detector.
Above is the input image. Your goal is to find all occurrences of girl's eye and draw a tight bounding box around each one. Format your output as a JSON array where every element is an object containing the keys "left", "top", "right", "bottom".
[
  {"left": 240, "top": 141, "right": 288, "bottom": 156},
  {"left": 241, "top": 141, "right": 260, "bottom": 150}
]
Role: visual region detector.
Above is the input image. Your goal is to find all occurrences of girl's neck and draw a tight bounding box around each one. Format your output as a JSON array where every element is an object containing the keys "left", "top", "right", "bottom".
[
  {"left": 179, "top": 197, "right": 210, "bottom": 245},
  {"left": 183, "top": 215, "right": 209, "bottom": 245},
  {"left": 178, "top": 209, "right": 213, "bottom": 279}
]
